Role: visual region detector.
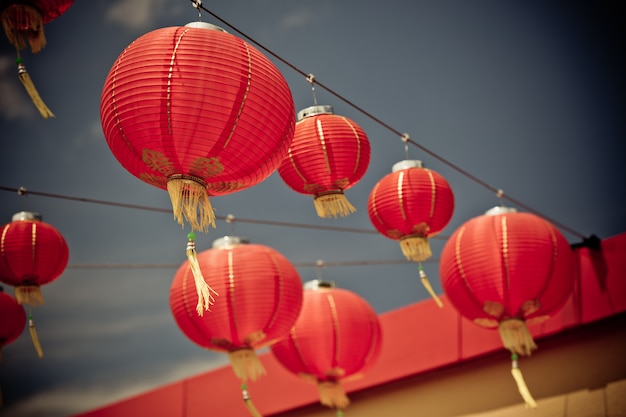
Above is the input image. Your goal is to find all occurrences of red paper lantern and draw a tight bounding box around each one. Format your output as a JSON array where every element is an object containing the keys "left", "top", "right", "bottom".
[
  {"left": 0, "top": 287, "right": 26, "bottom": 355},
  {"left": 170, "top": 236, "right": 303, "bottom": 382},
  {"left": 368, "top": 159, "right": 454, "bottom": 305},
  {"left": 0, "top": 211, "right": 68, "bottom": 358},
  {"left": 1, "top": 0, "right": 74, "bottom": 117},
  {"left": 439, "top": 206, "right": 576, "bottom": 407},
  {"left": 278, "top": 105, "right": 371, "bottom": 218},
  {"left": 271, "top": 280, "right": 382, "bottom": 412},
  {"left": 0, "top": 211, "right": 68, "bottom": 305},
  {"left": 100, "top": 22, "right": 296, "bottom": 233}
]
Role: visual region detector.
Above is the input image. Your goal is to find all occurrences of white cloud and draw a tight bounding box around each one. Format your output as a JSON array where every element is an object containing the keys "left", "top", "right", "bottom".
[
  {"left": 0, "top": 55, "right": 37, "bottom": 120},
  {"left": 280, "top": 8, "right": 315, "bottom": 31},
  {"left": 3, "top": 357, "right": 229, "bottom": 417},
  {"left": 104, "top": 0, "right": 185, "bottom": 31}
]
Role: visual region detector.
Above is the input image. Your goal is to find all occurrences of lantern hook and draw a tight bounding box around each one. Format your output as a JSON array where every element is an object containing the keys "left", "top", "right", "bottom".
[
  {"left": 316, "top": 259, "right": 325, "bottom": 280},
  {"left": 225, "top": 214, "right": 237, "bottom": 233},
  {"left": 401, "top": 133, "right": 410, "bottom": 159},
  {"left": 306, "top": 73, "right": 318, "bottom": 105},
  {"left": 17, "top": 186, "right": 27, "bottom": 196},
  {"left": 191, "top": 0, "right": 202, "bottom": 20}
]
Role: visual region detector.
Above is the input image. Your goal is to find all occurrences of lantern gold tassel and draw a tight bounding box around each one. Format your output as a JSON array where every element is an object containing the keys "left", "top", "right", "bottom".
[
  {"left": 317, "top": 381, "right": 350, "bottom": 410},
  {"left": 241, "top": 384, "right": 263, "bottom": 417},
  {"left": 229, "top": 348, "right": 267, "bottom": 382},
  {"left": 186, "top": 233, "right": 218, "bottom": 316},
  {"left": 1, "top": 4, "right": 47, "bottom": 53},
  {"left": 167, "top": 176, "right": 216, "bottom": 232},
  {"left": 16, "top": 58, "right": 54, "bottom": 119},
  {"left": 418, "top": 264, "right": 443, "bottom": 308},
  {"left": 400, "top": 235, "right": 432, "bottom": 262},
  {"left": 15, "top": 285, "right": 44, "bottom": 306},
  {"left": 28, "top": 315, "right": 44, "bottom": 359},
  {"left": 314, "top": 192, "right": 356, "bottom": 219},
  {"left": 511, "top": 354, "right": 538, "bottom": 408},
  {"left": 498, "top": 319, "right": 537, "bottom": 357}
]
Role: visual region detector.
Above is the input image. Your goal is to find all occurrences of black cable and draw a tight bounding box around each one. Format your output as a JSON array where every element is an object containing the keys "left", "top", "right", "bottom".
[{"left": 190, "top": 1, "right": 588, "bottom": 241}]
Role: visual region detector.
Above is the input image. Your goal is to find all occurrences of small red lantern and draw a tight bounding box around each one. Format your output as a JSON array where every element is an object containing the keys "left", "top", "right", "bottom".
[
  {"left": 278, "top": 105, "right": 371, "bottom": 218},
  {"left": 0, "top": 211, "right": 68, "bottom": 358},
  {"left": 1, "top": 0, "right": 75, "bottom": 117},
  {"left": 367, "top": 160, "right": 454, "bottom": 305},
  {"left": 271, "top": 280, "right": 382, "bottom": 413},
  {"left": 439, "top": 206, "right": 576, "bottom": 407},
  {"left": 0, "top": 286, "right": 26, "bottom": 357},
  {"left": 170, "top": 236, "right": 303, "bottom": 383},
  {"left": 0, "top": 287, "right": 26, "bottom": 404}
]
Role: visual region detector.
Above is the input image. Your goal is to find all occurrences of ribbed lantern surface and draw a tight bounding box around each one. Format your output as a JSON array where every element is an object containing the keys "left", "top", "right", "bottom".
[
  {"left": 0, "top": 212, "right": 69, "bottom": 305},
  {"left": 367, "top": 160, "right": 454, "bottom": 262},
  {"left": 0, "top": 288, "right": 26, "bottom": 350},
  {"left": 278, "top": 105, "right": 371, "bottom": 218},
  {"left": 439, "top": 206, "right": 576, "bottom": 407},
  {"left": 170, "top": 236, "right": 303, "bottom": 382},
  {"left": 100, "top": 22, "right": 296, "bottom": 232},
  {"left": 271, "top": 280, "right": 382, "bottom": 411}
]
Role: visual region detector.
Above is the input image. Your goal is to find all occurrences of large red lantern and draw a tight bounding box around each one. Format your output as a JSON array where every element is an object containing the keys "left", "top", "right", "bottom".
[
  {"left": 439, "top": 206, "right": 576, "bottom": 407},
  {"left": 368, "top": 159, "right": 454, "bottom": 305},
  {"left": 170, "top": 235, "right": 303, "bottom": 413},
  {"left": 100, "top": 21, "right": 296, "bottom": 314},
  {"left": 278, "top": 105, "right": 371, "bottom": 218},
  {"left": 271, "top": 280, "right": 382, "bottom": 413},
  {"left": 0, "top": 211, "right": 68, "bottom": 358},
  {"left": 100, "top": 21, "right": 295, "bottom": 232},
  {"left": 1, "top": 0, "right": 75, "bottom": 118}
]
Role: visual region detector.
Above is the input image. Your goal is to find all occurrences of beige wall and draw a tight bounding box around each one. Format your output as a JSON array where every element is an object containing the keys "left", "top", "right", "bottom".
[{"left": 272, "top": 314, "right": 626, "bottom": 417}]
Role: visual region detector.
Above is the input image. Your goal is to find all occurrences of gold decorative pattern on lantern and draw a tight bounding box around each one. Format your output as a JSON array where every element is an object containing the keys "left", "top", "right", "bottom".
[
  {"left": 142, "top": 149, "right": 175, "bottom": 175},
  {"left": 189, "top": 157, "right": 224, "bottom": 178}
]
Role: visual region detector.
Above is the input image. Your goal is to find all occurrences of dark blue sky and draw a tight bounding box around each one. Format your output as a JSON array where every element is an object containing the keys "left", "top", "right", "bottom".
[{"left": 0, "top": 1, "right": 624, "bottom": 416}]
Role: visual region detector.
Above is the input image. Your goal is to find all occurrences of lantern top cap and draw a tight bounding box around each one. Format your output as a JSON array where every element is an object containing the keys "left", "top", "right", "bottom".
[
  {"left": 184, "top": 21, "right": 227, "bottom": 32},
  {"left": 212, "top": 235, "right": 250, "bottom": 249},
  {"left": 12, "top": 211, "right": 42, "bottom": 222},
  {"left": 304, "top": 279, "right": 335, "bottom": 291},
  {"left": 484, "top": 205, "right": 518, "bottom": 216},
  {"left": 392, "top": 160, "right": 423, "bottom": 172},
  {"left": 297, "top": 105, "right": 334, "bottom": 121}
]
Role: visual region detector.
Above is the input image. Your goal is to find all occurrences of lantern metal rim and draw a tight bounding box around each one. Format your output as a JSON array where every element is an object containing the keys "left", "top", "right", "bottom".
[
  {"left": 212, "top": 235, "right": 250, "bottom": 249},
  {"left": 391, "top": 159, "right": 423, "bottom": 172},
  {"left": 304, "top": 279, "right": 335, "bottom": 291},
  {"left": 12, "top": 211, "right": 42, "bottom": 222},
  {"left": 184, "top": 21, "right": 227, "bottom": 32},
  {"left": 485, "top": 205, "right": 518, "bottom": 216},
  {"left": 297, "top": 105, "right": 334, "bottom": 121},
  {"left": 313, "top": 189, "right": 345, "bottom": 198},
  {"left": 168, "top": 174, "right": 207, "bottom": 188}
]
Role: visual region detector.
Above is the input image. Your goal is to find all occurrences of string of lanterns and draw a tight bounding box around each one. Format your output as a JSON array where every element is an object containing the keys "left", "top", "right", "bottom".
[{"left": 0, "top": 2, "right": 585, "bottom": 416}]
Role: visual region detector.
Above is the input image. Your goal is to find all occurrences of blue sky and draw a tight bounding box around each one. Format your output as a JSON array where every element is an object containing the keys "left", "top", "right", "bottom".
[{"left": 0, "top": 1, "right": 624, "bottom": 416}]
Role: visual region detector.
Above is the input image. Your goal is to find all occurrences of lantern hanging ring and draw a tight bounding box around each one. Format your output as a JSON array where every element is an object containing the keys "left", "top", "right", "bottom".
[
  {"left": 17, "top": 186, "right": 27, "bottom": 196},
  {"left": 401, "top": 133, "right": 411, "bottom": 159},
  {"left": 306, "top": 74, "right": 319, "bottom": 105}
]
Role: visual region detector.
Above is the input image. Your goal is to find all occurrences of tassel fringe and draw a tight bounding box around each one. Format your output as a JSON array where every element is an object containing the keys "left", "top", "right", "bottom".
[
  {"left": 511, "top": 355, "right": 538, "bottom": 408},
  {"left": 17, "top": 60, "right": 54, "bottom": 119},
  {"left": 314, "top": 192, "right": 356, "bottom": 218},
  {"left": 186, "top": 233, "right": 218, "bottom": 316},
  {"left": 400, "top": 236, "right": 432, "bottom": 262},
  {"left": 1, "top": 4, "right": 46, "bottom": 53},
  {"left": 15, "top": 285, "right": 43, "bottom": 306},
  {"left": 229, "top": 349, "right": 267, "bottom": 382},
  {"left": 167, "top": 177, "right": 216, "bottom": 232},
  {"left": 498, "top": 319, "right": 537, "bottom": 357},
  {"left": 28, "top": 316, "right": 44, "bottom": 359},
  {"left": 418, "top": 266, "right": 443, "bottom": 308},
  {"left": 318, "top": 381, "right": 350, "bottom": 410},
  {"left": 241, "top": 384, "right": 263, "bottom": 417}
]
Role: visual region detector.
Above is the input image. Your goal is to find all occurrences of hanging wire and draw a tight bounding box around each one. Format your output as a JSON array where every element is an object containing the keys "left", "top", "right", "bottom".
[
  {"left": 188, "top": 1, "right": 588, "bottom": 241},
  {"left": 0, "top": 185, "right": 449, "bottom": 239}
]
